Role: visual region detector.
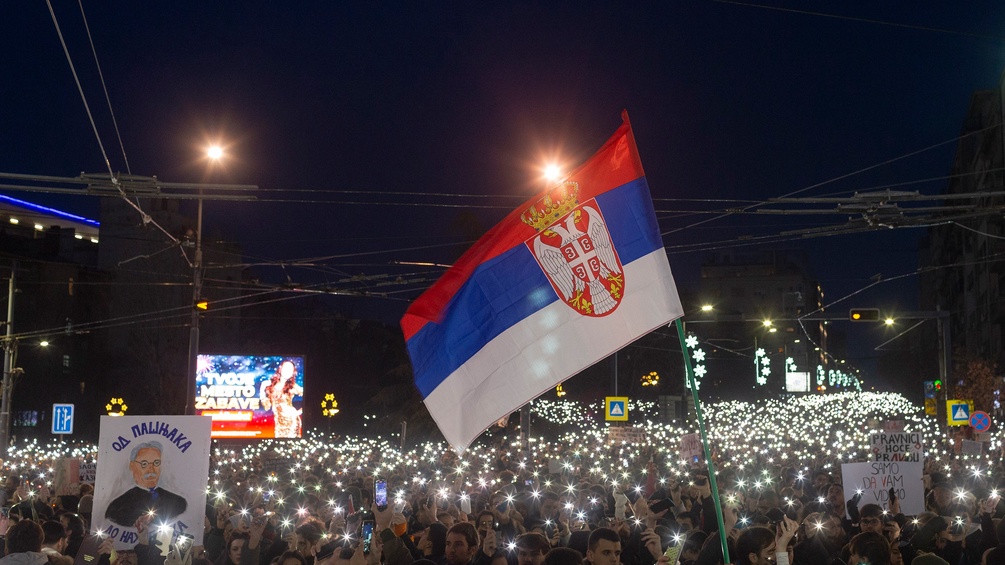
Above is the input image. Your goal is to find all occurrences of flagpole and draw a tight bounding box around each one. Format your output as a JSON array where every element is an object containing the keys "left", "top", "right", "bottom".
[{"left": 674, "top": 318, "right": 731, "bottom": 564}]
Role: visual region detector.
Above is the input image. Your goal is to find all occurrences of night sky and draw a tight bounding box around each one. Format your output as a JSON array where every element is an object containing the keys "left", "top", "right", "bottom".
[{"left": 3, "top": 1, "right": 1005, "bottom": 392}]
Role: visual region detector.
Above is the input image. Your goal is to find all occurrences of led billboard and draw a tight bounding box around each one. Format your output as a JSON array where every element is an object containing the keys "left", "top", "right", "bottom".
[{"left": 195, "top": 354, "right": 305, "bottom": 438}]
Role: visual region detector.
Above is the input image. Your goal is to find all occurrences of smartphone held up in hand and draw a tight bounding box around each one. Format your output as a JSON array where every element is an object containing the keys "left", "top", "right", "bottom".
[
  {"left": 374, "top": 479, "right": 388, "bottom": 512},
  {"left": 362, "top": 520, "right": 374, "bottom": 555},
  {"left": 663, "top": 534, "right": 686, "bottom": 565}
]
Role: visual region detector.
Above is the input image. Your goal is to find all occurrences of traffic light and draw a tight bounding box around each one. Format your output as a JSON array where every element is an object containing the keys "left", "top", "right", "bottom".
[
  {"left": 849, "top": 308, "right": 880, "bottom": 322},
  {"left": 934, "top": 379, "right": 942, "bottom": 391}
]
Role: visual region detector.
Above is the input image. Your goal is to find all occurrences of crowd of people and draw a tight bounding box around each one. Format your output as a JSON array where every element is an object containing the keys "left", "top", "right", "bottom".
[{"left": 0, "top": 393, "right": 999, "bottom": 565}]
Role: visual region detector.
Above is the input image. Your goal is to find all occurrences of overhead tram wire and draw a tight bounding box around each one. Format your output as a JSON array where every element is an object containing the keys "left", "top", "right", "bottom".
[
  {"left": 44, "top": 1, "right": 185, "bottom": 259},
  {"left": 792, "top": 248, "right": 1005, "bottom": 368},
  {"left": 660, "top": 123, "right": 1003, "bottom": 237},
  {"left": 708, "top": 0, "right": 1005, "bottom": 43},
  {"left": 7, "top": 270, "right": 432, "bottom": 342},
  {"left": 8, "top": 286, "right": 286, "bottom": 341},
  {"left": 76, "top": 0, "right": 131, "bottom": 177}
]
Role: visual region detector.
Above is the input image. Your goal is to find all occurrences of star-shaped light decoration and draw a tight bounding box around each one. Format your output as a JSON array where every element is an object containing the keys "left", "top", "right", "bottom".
[
  {"left": 320, "top": 394, "right": 339, "bottom": 417},
  {"left": 106, "top": 398, "right": 127, "bottom": 417}
]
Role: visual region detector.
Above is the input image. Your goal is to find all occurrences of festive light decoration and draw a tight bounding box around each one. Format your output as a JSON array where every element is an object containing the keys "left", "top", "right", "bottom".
[
  {"left": 321, "top": 393, "right": 339, "bottom": 417},
  {"left": 754, "top": 348, "right": 770, "bottom": 386},
  {"left": 641, "top": 372, "right": 659, "bottom": 387},
  {"left": 555, "top": 384, "right": 567, "bottom": 397},
  {"left": 105, "top": 398, "right": 127, "bottom": 416},
  {"left": 683, "top": 334, "right": 704, "bottom": 390}
]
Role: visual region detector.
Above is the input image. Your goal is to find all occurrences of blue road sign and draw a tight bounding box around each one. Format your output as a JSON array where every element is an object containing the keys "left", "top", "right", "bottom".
[
  {"left": 51, "top": 404, "right": 74, "bottom": 434},
  {"left": 947, "top": 400, "right": 972, "bottom": 426},
  {"left": 970, "top": 411, "right": 992, "bottom": 433}
]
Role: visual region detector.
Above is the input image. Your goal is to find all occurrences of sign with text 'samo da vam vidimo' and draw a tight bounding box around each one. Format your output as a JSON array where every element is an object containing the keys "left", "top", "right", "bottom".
[
  {"left": 91, "top": 416, "right": 212, "bottom": 550},
  {"left": 841, "top": 461, "right": 924, "bottom": 517},
  {"left": 869, "top": 432, "right": 922, "bottom": 462}
]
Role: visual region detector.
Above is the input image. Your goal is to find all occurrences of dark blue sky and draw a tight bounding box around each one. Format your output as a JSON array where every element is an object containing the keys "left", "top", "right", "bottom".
[{"left": 3, "top": 1, "right": 1005, "bottom": 383}]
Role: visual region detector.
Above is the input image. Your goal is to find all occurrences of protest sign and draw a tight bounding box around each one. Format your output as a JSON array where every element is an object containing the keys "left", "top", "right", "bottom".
[
  {"left": 883, "top": 420, "right": 905, "bottom": 433},
  {"left": 962, "top": 439, "right": 983, "bottom": 456},
  {"left": 80, "top": 461, "right": 96, "bottom": 483},
  {"left": 607, "top": 426, "right": 647, "bottom": 444},
  {"left": 92, "top": 416, "right": 212, "bottom": 550},
  {"left": 841, "top": 461, "right": 924, "bottom": 517},
  {"left": 262, "top": 456, "right": 294, "bottom": 476},
  {"left": 53, "top": 458, "right": 79, "bottom": 496},
  {"left": 680, "top": 433, "right": 703, "bottom": 467},
  {"left": 869, "top": 432, "right": 922, "bottom": 462}
]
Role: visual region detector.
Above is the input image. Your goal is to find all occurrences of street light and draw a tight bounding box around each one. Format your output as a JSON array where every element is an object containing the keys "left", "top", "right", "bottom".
[
  {"left": 185, "top": 145, "right": 223, "bottom": 415},
  {"left": 701, "top": 305, "right": 714, "bottom": 312},
  {"left": 207, "top": 146, "right": 224, "bottom": 160}
]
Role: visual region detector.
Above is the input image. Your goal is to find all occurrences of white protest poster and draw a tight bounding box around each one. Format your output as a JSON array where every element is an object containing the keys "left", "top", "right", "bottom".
[
  {"left": 607, "top": 427, "right": 648, "bottom": 444},
  {"left": 869, "top": 433, "right": 923, "bottom": 462},
  {"left": 79, "top": 461, "right": 97, "bottom": 484},
  {"left": 680, "top": 433, "right": 702, "bottom": 467},
  {"left": 962, "top": 439, "right": 983, "bottom": 456},
  {"left": 53, "top": 458, "right": 80, "bottom": 496},
  {"left": 92, "top": 416, "right": 212, "bottom": 550},
  {"left": 841, "top": 461, "right": 924, "bottom": 517}
]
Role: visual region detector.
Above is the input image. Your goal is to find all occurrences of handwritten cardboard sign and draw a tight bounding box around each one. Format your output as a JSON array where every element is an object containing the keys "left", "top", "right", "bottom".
[{"left": 841, "top": 461, "right": 924, "bottom": 517}]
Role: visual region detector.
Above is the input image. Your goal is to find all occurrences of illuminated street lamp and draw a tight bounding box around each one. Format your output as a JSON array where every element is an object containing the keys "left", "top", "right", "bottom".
[
  {"left": 700, "top": 304, "right": 714, "bottom": 312},
  {"left": 186, "top": 144, "right": 225, "bottom": 415},
  {"left": 207, "top": 146, "right": 224, "bottom": 160}
]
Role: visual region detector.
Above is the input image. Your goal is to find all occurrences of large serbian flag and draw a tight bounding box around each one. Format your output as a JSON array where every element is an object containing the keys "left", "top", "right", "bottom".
[{"left": 401, "top": 112, "right": 684, "bottom": 451}]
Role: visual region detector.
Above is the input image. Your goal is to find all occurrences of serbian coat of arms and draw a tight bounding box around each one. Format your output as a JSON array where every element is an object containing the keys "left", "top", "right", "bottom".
[{"left": 522, "top": 182, "right": 624, "bottom": 316}]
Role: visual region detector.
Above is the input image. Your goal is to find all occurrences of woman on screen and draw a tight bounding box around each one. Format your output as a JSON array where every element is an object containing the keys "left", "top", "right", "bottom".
[{"left": 260, "top": 360, "right": 303, "bottom": 437}]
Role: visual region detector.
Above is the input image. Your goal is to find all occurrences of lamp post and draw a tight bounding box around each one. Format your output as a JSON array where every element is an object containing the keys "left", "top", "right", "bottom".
[
  {"left": 0, "top": 261, "right": 16, "bottom": 458},
  {"left": 184, "top": 196, "right": 202, "bottom": 416},
  {"left": 185, "top": 146, "right": 221, "bottom": 415}
]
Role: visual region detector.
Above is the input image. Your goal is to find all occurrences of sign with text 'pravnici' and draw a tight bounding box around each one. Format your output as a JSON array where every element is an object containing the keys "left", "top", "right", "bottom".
[{"left": 869, "top": 432, "right": 922, "bottom": 462}]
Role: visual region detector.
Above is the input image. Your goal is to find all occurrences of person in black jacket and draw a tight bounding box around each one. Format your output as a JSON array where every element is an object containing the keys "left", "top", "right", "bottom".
[{"left": 105, "top": 442, "right": 187, "bottom": 527}]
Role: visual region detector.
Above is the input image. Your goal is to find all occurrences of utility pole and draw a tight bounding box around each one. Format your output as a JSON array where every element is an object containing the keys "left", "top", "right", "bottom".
[
  {"left": 185, "top": 197, "right": 203, "bottom": 416},
  {"left": 0, "top": 172, "right": 256, "bottom": 418},
  {"left": 0, "top": 261, "right": 16, "bottom": 458}
]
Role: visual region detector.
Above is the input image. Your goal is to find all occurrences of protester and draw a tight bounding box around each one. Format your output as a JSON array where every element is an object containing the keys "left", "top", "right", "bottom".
[{"left": 0, "top": 392, "right": 1001, "bottom": 565}]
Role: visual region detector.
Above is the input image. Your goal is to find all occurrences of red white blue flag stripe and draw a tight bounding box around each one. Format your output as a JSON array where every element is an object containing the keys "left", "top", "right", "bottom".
[{"left": 401, "top": 112, "right": 683, "bottom": 451}]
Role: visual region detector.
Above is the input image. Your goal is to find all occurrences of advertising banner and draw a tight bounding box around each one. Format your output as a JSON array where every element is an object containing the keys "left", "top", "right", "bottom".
[{"left": 195, "top": 355, "right": 305, "bottom": 438}]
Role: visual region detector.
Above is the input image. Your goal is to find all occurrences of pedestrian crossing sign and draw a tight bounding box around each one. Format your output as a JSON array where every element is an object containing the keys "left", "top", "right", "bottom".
[
  {"left": 605, "top": 396, "right": 629, "bottom": 421},
  {"left": 947, "top": 399, "right": 974, "bottom": 426}
]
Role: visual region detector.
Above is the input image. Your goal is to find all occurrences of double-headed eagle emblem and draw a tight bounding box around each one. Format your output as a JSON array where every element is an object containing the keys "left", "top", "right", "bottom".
[{"left": 523, "top": 182, "right": 624, "bottom": 316}]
